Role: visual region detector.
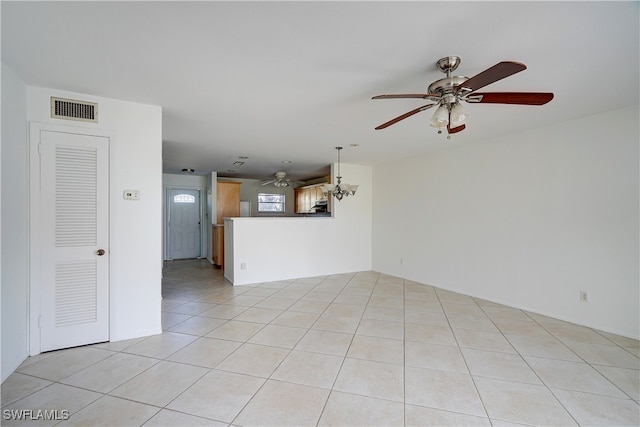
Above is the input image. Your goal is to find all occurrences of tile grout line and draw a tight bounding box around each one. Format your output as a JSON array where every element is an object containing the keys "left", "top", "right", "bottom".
[
  {"left": 436, "top": 287, "right": 493, "bottom": 423},
  {"left": 522, "top": 310, "right": 639, "bottom": 404}
]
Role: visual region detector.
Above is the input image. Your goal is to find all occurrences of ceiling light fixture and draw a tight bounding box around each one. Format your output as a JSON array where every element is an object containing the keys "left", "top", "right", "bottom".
[
  {"left": 322, "top": 147, "right": 358, "bottom": 201},
  {"left": 429, "top": 100, "right": 469, "bottom": 137},
  {"left": 450, "top": 102, "right": 469, "bottom": 127},
  {"left": 429, "top": 104, "right": 449, "bottom": 129},
  {"left": 373, "top": 56, "right": 553, "bottom": 139},
  {"left": 181, "top": 168, "right": 195, "bottom": 174}
]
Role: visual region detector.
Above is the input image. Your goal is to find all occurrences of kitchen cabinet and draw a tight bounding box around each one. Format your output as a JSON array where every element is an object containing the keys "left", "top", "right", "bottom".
[
  {"left": 213, "top": 181, "right": 241, "bottom": 268},
  {"left": 294, "top": 187, "right": 310, "bottom": 213},
  {"left": 295, "top": 184, "right": 330, "bottom": 214},
  {"left": 216, "top": 181, "right": 241, "bottom": 224},
  {"left": 212, "top": 224, "right": 224, "bottom": 267}
]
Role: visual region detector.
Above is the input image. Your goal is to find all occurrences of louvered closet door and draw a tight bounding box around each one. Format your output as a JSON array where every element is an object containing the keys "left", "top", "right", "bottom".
[{"left": 39, "top": 130, "right": 109, "bottom": 352}]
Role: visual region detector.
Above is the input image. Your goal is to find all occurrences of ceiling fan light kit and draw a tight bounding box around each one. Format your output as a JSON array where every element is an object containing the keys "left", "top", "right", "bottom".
[
  {"left": 322, "top": 147, "right": 358, "bottom": 201},
  {"left": 450, "top": 102, "right": 469, "bottom": 127},
  {"left": 373, "top": 56, "right": 553, "bottom": 137},
  {"left": 430, "top": 104, "right": 449, "bottom": 128}
]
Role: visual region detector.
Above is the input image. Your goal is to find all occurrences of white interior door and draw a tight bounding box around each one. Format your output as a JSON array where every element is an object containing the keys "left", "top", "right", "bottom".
[
  {"left": 39, "top": 130, "right": 110, "bottom": 352},
  {"left": 168, "top": 188, "right": 201, "bottom": 259}
]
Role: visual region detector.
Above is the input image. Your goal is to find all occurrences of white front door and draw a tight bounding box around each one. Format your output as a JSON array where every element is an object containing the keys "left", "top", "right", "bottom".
[
  {"left": 39, "top": 130, "right": 110, "bottom": 352},
  {"left": 168, "top": 188, "right": 201, "bottom": 259}
]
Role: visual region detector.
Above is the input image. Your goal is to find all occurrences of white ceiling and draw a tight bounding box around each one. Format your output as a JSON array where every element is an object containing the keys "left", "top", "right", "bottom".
[{"left": 2, "top": 1, "right": 638, "bottom": 181}]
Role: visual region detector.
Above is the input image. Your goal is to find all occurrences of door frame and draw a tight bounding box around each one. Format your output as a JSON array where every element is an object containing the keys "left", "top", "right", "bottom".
[
  {"left": 163, "top": 185, "right": 206, "bottom": 260},
  {"left": 28, "top": 122, "right": 115, "bottom": 356}
]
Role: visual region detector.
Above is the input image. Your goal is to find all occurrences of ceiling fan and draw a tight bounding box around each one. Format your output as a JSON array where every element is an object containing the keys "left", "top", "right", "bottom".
[
  {"left": 260, "top": 171, "right": 303, "bottom": 187},
  {"left": 372, "top": 56, "right": 554, "bottom": 137}
]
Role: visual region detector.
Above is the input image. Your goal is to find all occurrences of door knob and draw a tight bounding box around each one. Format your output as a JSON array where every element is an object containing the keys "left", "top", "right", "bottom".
[{"left": 96, "top": 249, "right": 106, "bottom": 256}]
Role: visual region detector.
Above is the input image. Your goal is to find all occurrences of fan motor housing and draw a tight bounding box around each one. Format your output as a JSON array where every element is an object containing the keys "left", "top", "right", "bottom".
[{"left": 428, "top": 76, "right": 469, "bottom": 96}]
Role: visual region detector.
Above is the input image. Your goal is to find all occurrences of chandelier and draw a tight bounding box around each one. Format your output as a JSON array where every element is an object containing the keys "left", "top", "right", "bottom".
[{"left": 322, "top": 147, "right": 358, "bottom": 201}]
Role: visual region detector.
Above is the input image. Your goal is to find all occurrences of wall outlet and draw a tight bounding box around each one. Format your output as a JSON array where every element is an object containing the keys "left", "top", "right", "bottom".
[
  {"left": 579, "top": 290, "right": 589, "bottom": 302},
  {"left": 240, "top": 262, "right": 247, "bottom": 270}
]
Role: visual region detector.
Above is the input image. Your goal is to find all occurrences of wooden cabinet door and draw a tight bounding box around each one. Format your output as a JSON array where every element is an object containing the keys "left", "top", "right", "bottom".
[
  {"left": 295, "top": 187, "right": 310, "bottom": 213},
  {"left": 294, "top": 188, "right": 302, "bottom": 213},
  {"left": 212, "top": 225, "right": 224, "bottom": 267},
  {"left": 213, "top": 182, "right": 240, "bottom": 268},
  {"left": 216, "top": 182, "right": 241, "bottom": 224}
]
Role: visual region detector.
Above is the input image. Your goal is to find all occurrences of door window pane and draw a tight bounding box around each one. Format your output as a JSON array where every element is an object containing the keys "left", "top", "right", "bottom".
[{"left": 173, "top": 194, "right": 196, "bottom": 203}]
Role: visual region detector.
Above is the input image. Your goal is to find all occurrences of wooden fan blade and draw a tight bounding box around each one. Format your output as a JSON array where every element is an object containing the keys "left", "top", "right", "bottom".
[
  {"left": 374, "top": 104, "right": 436, "bottom": 130},
  {"left": 456, "top": 61, "right": 527, "bottom": 94},
  {"left": 372, "top": 94, "right": 439, "bottom": 100},
  {"left": 466, "top": 92, "right": 554, "bottom": 105},
  {"left": 447, "top": 124, "right": 466, "bottom": 134}
]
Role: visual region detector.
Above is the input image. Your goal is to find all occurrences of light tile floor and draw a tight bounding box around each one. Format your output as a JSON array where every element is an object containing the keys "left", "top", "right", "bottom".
[{"left": 2, "top": 259, "right": 639, "bottom": 426}]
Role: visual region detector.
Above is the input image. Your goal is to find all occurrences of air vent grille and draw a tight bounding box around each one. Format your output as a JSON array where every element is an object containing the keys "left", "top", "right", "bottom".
[{"left": 51, "top": 97, "right": 98, "bottom": 123}]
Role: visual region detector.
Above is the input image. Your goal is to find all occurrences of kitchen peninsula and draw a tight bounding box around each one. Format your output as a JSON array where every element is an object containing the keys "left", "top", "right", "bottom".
[{"left": 213, "top": 163, "right": 371, "bottom": 286}]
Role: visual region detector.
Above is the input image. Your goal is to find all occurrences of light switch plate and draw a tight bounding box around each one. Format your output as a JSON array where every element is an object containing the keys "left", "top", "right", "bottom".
[{"left": 123, "top": 190, "right": 140, "bottom": 200}]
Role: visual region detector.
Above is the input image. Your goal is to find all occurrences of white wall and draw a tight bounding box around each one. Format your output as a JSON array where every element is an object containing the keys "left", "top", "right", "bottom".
[
  {"left": 372, "top": 106, "right": 639, "bottom": 339},
  {"left": 27, "top": 87, "right": 163, "bottom": 346},
  {"left": 163, "top": 173, "right": 209, "bottom": 260},
  {"left": 1, "top": 63, "right": 29, "bottom": 382},
  {"left": 163, "top": 173, "right": 208, "bottom": 187},
  {"left": 228, "top": 164, "right": 372, "bottom": 285}
]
